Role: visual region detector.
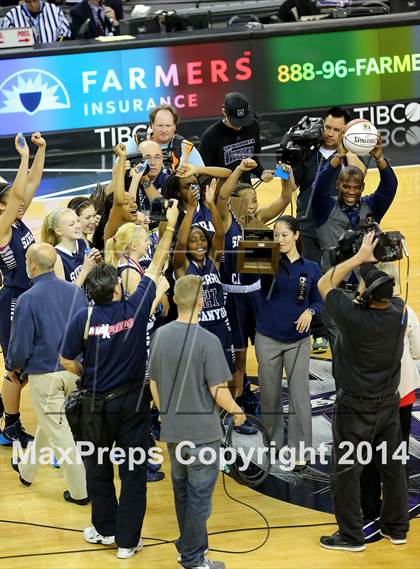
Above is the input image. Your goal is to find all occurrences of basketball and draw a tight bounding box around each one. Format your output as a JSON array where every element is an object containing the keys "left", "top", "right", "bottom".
[{"left": 343, "top": 119, "right": 378, "bottom": 155}]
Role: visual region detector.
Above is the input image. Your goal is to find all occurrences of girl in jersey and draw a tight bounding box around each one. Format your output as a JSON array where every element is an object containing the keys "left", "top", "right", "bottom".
[
  {"left": 172, "top": 179, "right": 235, "bottom": 374},
  {"left": 92, "top": 144, "right": 138, "bottom": 253},
  {"left": 161, "top": 164, "right": 231, "bottom": 238},
  {"left": 41, "top": 208, "right": 100, "bottom": 287},
  {"left": 67, "top": 197, "right": 96, "bottom": 246},
  {"left": 0, "top": 133, "right": 46, "bottom": 447},
  {"left": 216, "top": 158, "right": 295, "bottom": 399}
]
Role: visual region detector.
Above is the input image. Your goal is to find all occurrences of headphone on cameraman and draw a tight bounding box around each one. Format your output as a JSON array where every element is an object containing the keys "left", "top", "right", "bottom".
[{"left": 355, "top": 274, "right": 395, "bottom": 308}]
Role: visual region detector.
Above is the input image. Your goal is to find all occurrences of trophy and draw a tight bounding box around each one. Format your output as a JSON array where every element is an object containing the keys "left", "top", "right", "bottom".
[{"left": 231, "top": 197, "right": 280, "bottom": 275}]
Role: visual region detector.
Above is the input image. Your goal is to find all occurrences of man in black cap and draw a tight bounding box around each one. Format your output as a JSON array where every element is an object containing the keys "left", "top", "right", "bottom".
[
  {"left": 199, "top": 92, "right": 273, "bottom": 184},
  {"left": 317, "top": 232, "right": 409, "bottom": 551}
]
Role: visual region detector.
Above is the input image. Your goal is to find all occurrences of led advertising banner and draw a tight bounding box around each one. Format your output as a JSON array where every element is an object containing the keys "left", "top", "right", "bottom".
[{"left": 0, "top": 24, "right": 419, "bottom": 136}]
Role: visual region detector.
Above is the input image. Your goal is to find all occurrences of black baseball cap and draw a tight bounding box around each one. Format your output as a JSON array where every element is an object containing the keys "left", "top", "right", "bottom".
[
  {"left": 360, "top": 263, "right": 394, "bottom": 301},
  {"left": 223, "top": 92, "right": 253, "bottom": 127}
]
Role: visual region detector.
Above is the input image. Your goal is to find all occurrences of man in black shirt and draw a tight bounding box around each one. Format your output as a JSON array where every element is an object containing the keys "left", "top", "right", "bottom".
[
  {"left": 292, "top": 106, "right": 366, "bottom": 353},
  {"left": 199, "top": 92, "right": 274, "bottom": 185},
  {"left": 317, "top": 233, "right": 409, "bottom": 551}
]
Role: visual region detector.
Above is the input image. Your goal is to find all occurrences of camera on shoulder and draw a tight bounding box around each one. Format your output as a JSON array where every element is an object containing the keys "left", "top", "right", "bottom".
[
  {"left": 329, "top": 221, "right": 404, "bottom": 266},
  {"left": 277, "top": 116, "right": 324, "bottom": 165}
]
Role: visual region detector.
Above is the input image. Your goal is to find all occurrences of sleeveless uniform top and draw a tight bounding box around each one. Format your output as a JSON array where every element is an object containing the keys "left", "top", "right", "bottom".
[
  {"left": 0, "top": 221, "right": 35, "bottom": 289},
  {"left": 139, "top": 228, "right": 159, "bottom": 271},
  {"left": 192, "top": 204, "right": 215, "bottom": 238},
  {"left": 55, "top": 239, "right": 86, "bottom": 283},
  {"left": 220, "top": 215, "right": 260, "bottom": 289},
  {"left": 185, "top": 257, "right": 227, "bottom": 325},
  {"left": 117, "top": 255, "right": 144, "bottom": 290}
]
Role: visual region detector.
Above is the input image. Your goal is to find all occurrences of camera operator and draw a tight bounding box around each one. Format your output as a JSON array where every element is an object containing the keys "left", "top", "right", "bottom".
[
  {"left": 312, "top": 134, "right": 398, "bottom": 348},
  {"left": 199, "top": 92, "right": 274, "bottom": 185},
  {"left": 287, "top": 106, "right": 366, "bottom": 353},
  {"left": 127, "top": 141, "right": 168, "bottom": 213},
  {"left": 60, "top": 200, "right": 179, "bottom": 559},
  {"left": 126, "top": 105, "right": 204, "bottom": 171},
  {"left": 317, "top": 233, "right": 409, "bottom": 551}
]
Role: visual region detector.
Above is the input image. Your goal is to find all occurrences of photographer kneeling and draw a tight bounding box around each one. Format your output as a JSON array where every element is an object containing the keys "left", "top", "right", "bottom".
[{"left": 318, "top": 233, "right": 409, "bottom": 551}]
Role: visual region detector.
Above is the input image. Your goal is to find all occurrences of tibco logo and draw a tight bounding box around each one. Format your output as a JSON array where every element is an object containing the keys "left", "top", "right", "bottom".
[{"left": 353, "top": 102, "right": 420, "bottom": 126}]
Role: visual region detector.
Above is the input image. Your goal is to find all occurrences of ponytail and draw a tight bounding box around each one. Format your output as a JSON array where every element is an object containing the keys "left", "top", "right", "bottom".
[{"left": 41, "top": 207, "right": 69, "bottom": 246}]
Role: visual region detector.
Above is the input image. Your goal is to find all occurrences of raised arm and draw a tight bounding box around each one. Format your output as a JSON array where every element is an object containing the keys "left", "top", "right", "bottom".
[
  {"left": 144, "top": 200, "right": 180, "bottom": 284},
  {"left": 0, "top": 134, "right": 29, "bottom": 244},
  {"left": 23, "top": 132, "right": 46, "bottom": 213},
  {"left": 318, "top": 232, "right": 378, "bottom": 300},
  {"left": 172, "top": 191, "right": 196, "bottom": 276},
  {"left": 176, "top": 163, "right": 232, "bottom": 180},
  {"left": 206, "top": 179, "right": 224, "bottom": 269},
  {"left": 216, "top": 158, "right": 257, "bottom": 231},
  {"left": 256, "top": 163, "right": 295, "bottom": 224},
  {"left": 363, "top": 136, "right": 397, "bottom": 222},
  {"left": 104, "top": 144, "right": 128, "bottom": 241}
]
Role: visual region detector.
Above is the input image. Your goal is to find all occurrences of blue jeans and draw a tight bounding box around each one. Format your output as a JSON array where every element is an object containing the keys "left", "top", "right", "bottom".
[{"left": 167, "top": 441, "right": 220, "bottom": 567}]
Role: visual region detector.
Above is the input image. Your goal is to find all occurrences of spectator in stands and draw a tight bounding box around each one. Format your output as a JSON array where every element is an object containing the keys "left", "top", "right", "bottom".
[
  {"left": 70, "top": 0, "right": 121, "bottom": 39},
  {"left": 199, "top": 92, "right": 274, "bottom": 185},
  {"left": 1, "top": 0, "right": 71, "bottom": 43}
]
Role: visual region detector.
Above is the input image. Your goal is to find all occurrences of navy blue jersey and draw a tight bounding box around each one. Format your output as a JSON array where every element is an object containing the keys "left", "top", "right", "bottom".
[
  {"left": 55, "top": 239, "right": 86, "bottom": 283},
  {"left": 0, "top": 221, "right": 34, "bottom": 289},
  {"left": 61, "top": 276, "right": 156, "bottom": 392},
  {"left": 220, "top": 216, "right": 260, "bottom": 287},
  {"left": 186, "top": 257, "right": 226, "bottom": 325},
  {"left": 192, "top": 204, "right": 215, "bottom": 238},
  {"left": 117, "top": 256, "right": 144, "bottom": 294}
]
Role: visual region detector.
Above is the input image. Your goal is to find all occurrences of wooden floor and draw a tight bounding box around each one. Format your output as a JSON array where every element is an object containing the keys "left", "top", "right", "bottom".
[{"left": 0, "top": 165, "right": 419, "bottom": 568}]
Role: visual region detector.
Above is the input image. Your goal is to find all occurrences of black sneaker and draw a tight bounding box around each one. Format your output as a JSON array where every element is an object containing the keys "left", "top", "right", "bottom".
[
  {"left": 234, "top": 418, "right": 257, "bottom": 435},
  {"left": 63, "top": 490, "right": 90, "bottom": 505},
  {"left": 10, "top": 457, "right": 32, "bottom": 486},
  {"left": 0, "top": 420, "right": 34, "bottom": 447},
  {"left": 320, "top": 532, "right": 365, "bottom": 551}
]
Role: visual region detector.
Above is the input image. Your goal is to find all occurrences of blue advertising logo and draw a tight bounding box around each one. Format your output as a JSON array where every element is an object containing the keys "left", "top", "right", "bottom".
[{"left": 0, "top": 69, "right": 70, "bottom": 116}]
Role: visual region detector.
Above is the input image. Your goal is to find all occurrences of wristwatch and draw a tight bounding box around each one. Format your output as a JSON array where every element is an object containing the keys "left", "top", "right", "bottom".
[
  {"left": 142, "top": 180, "right": 152, "bottom": 189},
  {"left": 307, "top": 308, "right": 316, "bottom": 316}
]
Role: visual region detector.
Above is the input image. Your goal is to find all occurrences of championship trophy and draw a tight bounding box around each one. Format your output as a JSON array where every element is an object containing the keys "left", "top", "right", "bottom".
[{"left": 232, "top": 197, "right": 279, "bottom": 275}]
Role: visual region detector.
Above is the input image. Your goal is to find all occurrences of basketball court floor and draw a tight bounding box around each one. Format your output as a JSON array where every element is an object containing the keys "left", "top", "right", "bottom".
[{"left": 0, "top": 157, "right": 419, "bottom": 568}]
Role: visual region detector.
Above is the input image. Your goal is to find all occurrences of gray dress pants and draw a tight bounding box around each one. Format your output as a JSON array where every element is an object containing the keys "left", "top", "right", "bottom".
[{"left": 255, "top": 333, "right": 312, "bottom": 462}]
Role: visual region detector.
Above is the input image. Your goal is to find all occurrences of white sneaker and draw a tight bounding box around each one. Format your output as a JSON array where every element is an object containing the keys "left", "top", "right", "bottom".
[
  {"left": 83, "top": 526, "right": 115, "bottom": 545},
  {"left": 117, "top": 538, "right": 143, "bottom": 559},
  {"left": 177, "top": 549, "right": 209, "bottom": 563},
  {"left": 380, "top": 531, "right": 407, "bottom": 545}
]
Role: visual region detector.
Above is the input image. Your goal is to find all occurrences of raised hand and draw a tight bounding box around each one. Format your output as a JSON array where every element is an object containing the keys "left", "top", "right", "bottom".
[
  {"left": 15, "top": 133, "right": 29, "bottom": 157},
  {"left": 31, "top": 132, "right": 46, "bottom": 147},
  {"left": 205, "top": 178, "right": 217, "bottom": 205},
  {"left": 177, "top": 163, "right": 197, "bottom": 178},
  {"left": 356, "top": 231, "right": 379, "bottom": 264},
  {"left": 113, "top": 143, "right": 127, "bottom": 158},
  {"left": 166, "top": 198, "right": 179, "bottom": 228},
  {"left": 239, "top": 158, "right": 257, "bottom": 172}
]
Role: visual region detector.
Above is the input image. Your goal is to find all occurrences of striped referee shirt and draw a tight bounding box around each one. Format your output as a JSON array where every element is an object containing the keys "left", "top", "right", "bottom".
[{"left": 1, "top": 1, "right": 71, "bottom": 43}]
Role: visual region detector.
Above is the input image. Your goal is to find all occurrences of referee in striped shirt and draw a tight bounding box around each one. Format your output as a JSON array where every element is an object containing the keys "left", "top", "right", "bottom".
[{"left": 1, "top": 0, "right": 71, "bottom": 43}]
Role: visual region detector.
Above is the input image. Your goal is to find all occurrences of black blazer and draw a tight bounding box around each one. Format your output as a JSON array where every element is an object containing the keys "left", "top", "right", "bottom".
[{"left": 70, "top": 0, "right": 120, "bottom": 39}]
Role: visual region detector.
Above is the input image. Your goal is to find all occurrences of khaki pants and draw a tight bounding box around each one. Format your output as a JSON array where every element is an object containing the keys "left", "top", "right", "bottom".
[{"left": 19, "top": 371, "right": 87, "bottom": 500}]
